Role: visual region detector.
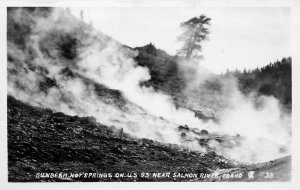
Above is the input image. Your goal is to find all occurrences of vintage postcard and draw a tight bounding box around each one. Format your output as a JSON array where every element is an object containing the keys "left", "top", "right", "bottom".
[{"left": 1, "top": 0, "right": 300, "bottom": 189}]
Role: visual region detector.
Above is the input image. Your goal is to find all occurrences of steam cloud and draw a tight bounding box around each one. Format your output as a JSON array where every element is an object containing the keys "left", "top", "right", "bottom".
[{"left": 7, "top": 8, "right": 291, "bottom": 163}]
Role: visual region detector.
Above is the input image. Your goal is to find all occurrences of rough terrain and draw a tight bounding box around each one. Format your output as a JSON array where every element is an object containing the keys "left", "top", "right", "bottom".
[
  {"left": 8, "top": 96, "right": 237, "bottom": 182},
  {"left": 7, "top": 96, "right": 291, "bottom": 182}
]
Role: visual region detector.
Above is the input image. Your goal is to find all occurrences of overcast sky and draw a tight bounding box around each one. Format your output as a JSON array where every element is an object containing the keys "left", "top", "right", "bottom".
[{"left": 71, "top": 7, "right": 291, "bottom": 74}]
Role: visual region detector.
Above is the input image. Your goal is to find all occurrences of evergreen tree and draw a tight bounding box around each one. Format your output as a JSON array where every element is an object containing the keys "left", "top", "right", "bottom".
[{"left": 177, "top": 15, "right": 211, "bottom": 61}]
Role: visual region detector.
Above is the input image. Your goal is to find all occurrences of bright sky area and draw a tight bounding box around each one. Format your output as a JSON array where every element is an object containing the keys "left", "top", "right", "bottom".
[{"left": 71, "top": 7, "right": 291, "bottom": 74}]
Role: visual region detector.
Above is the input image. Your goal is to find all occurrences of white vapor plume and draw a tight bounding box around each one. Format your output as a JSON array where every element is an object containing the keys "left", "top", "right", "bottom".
[
  {"left": 7, "top": 7, "right": 184, "bottom": 145},
  {"left": 7, "top": 8, "right": 291, "bottom": 163},
  {"left": 180, "top": 58, "right": 291, "bottom": 163}
]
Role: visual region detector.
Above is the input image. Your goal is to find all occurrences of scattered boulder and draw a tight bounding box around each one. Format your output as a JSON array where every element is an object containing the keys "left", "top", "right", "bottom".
[
  {"left": 198, "top": 138, "right": 209, "bottom": 147},
  {"left": 178, "top": 125, "right": 189, "bottom": 131},
  {"left": 200, "top": 129, "right": 209, "bottom": 135}
]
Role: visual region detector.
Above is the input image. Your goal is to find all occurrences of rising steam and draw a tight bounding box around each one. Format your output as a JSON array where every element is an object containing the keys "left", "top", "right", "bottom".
[{"left": 7, "top": 8, "right": 291, "bottom": 163}]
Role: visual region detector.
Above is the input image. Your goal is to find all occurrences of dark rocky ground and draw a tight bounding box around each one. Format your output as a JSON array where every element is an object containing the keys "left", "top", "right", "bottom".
[
  {"left": 8, "top": 96, "right": 238, "bottom": 182},
  {"left": 7, "top": 96, "right": 291, "bottom": 182}
]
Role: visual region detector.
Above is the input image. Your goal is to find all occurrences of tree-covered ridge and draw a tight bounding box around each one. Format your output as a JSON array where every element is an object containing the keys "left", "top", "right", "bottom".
[
  {"left": 135, "top": 43, "right": 291, "bottom": 111},
  {"left": 223, "top": 57, "right": 292, "bottom": 109},
  {"left": 134, "top": 44, "right": 186, "bottom": 98}
]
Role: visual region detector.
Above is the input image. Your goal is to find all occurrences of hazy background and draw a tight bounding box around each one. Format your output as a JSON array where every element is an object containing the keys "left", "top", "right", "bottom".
[{"left": 71, "top": 7, "right": 291, "bottom": 74}]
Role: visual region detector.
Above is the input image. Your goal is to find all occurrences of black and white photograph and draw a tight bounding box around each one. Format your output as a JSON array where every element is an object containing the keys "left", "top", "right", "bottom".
[{"left": 1, "top": 0, "right": 300, "bottom": 188}]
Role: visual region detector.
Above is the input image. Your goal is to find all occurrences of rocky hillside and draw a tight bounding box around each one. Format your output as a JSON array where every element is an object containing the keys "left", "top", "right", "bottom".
[
  {"left": 8, "top": 96, "right": 237, "bottom": 182},
  {"left": 7, "top": 96, "right": 291, "bottom": 182}
]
